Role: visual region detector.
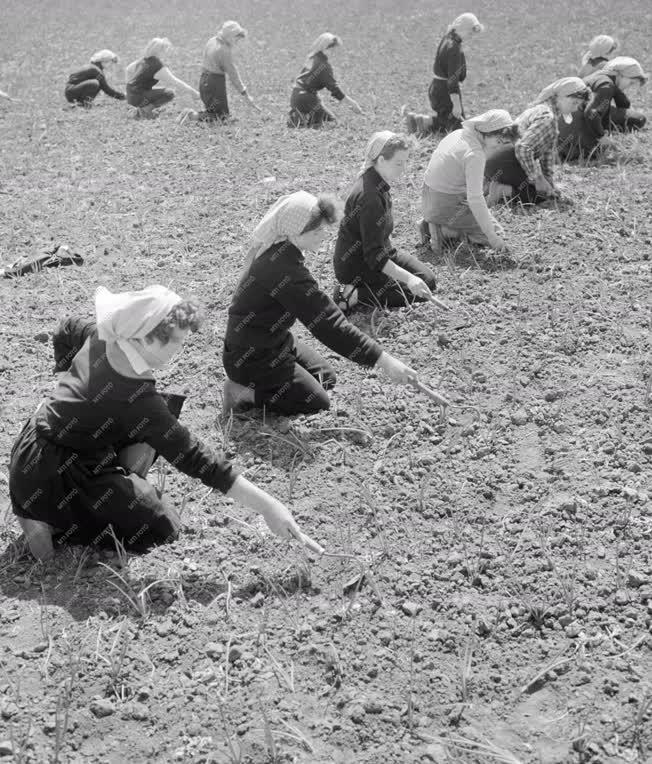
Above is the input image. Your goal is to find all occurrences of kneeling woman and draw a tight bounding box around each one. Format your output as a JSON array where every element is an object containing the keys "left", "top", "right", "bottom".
[
  {"left": 287, "top": 33, "right": 362, "bottom": 128},
  {"left": 64, "top": 50, "right": 125, "bottom": 106},
  {"left": 420, "top": 110, "right": 515, "bottom": 253},
  {"left": 578, "top": 35, "right": 619, "bottom": 78},
  {"left": 9, "top": 285, "right": 306, "bottom": 561},
  {"left": 333, "top": 132, "right": 437, "bottom": 310},
  {"left": 177, "top": 21, "right": 260, "bottom": 125},
  {"left": 558, "top": 57, "right": 647, "bottom": 160},
  {"left": 484, "top": 78, "right": 589, "bottom": 204},
  {"left": 126, "top": 38, "right": 199, "bottom": 118},
  {"left": 222, "top": 192, "right": 417, "bottom": 415}
]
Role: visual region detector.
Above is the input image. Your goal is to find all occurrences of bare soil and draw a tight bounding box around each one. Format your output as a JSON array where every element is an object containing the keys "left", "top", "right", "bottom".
[{"left": 0, "top": 0, "right": 650, "bottom": 761}]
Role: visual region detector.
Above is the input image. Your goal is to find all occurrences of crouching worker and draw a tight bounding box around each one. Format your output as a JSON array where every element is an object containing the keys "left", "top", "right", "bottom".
[
  {"left": 419, "top": 110, "right": 515, "bottom": 254},
  {"left": 558, "top": 57, "right": 647, "bottom": 160},
  {"left": 64, "top": 50, "right": 125, "bottom": 106},
  {"left": 126, "top": 38, "right": 199, "bottom": 119},
  {"left": 222, "top": 191, "right": 418, "bottom": 416},
  {"left": 333, "top": 131, "right": 437, "bottom": 312},
  {"left": 484, "top": 78, "right": 589, "bottom": 205},
  {"left": 9, "top": 285, "right": 306, "bottom": 561}
]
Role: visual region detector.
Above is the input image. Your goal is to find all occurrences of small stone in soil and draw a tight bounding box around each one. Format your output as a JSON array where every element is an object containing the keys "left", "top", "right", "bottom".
[
  {"left": 401, "top": 601, "right": 421, "bottom": 617},
  {"left": 0, "top": 741, "right": 15, "bottom": 756},
  {"left": 627, "top": 570, "right": 648, "bottom": 588},
  {"left": 204, "top": 642, "right": 224, "bottom": 659},
  {"left": 510, "top": 409, "right": 529, "bottom": 425},
  {"left": 90, "top": 697, "right": 115, "bottom": 718}
]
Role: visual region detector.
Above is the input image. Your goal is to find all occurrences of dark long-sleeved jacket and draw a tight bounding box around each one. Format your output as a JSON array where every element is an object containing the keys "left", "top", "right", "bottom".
[
  {"left": 433, "top": 32, "right": 466, "bottom": 94},
  {"left": 66, "top": 64, "right": 124, "bottom": 99}
]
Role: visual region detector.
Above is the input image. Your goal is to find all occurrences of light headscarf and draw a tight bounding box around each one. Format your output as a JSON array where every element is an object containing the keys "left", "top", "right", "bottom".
[
  {"left": 246, "top": 191, "right": 318, "bottom": 264},
  {"left": 583, "top": 35, "right": 618, "bottom": 64},
  {"left": 601, "top": 56, "right": 648, "bottom": 82},
  {"left": 533, "top": 77, "right": 588, "bottom": 104},
  {"left": 360, "top": 130, "right": 397, "bottom": 175},
  {"left": 90, "top": 49, "right": 118, "bottom": 65},
  {"left": 218, "top": 21, "right": 247, "bottom": 45},
  {"left": 308, "top": 33, "right": 340, "bottom": 57},
  {"left": 95, "top": 285, "right": 181, "bottom": 374},
  {"left": 448, "top": 13, "right": 484, "bottom": 36},
  {"left": 462, "top": 109, "right": 514, "bottom": 133}
]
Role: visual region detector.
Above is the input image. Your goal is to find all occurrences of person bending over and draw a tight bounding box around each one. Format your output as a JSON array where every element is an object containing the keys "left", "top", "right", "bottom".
[
  {"left": 222, "top": 191, "right": 417, "bottom": 416},
  {"left": 9, "top": 285, "right": 308, "bottom": 561}
]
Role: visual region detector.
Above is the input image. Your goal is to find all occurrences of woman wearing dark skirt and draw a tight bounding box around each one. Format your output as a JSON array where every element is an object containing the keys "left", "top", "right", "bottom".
[
  {"left": 484, "top": 77, "right": 589, "bottom": 205},
  {"left": 222, "top": 192, "right": 418, "bottom": 416},
  {"left": 287, "top": 33, "right": 362, "bottom": 128},
  {"left": 333, "top": 131, "right": 437, "bottom": 312},
  {"left": 177, "top": 21, "right": 261, "bottom": 125},
  {"left": 402, "top": 13, "right": 484, "bottom": 137},
  {"left": 125, "top": 38, "right": 199, "bottom": 119},
  {"left": 558, "top": 57, "right": 647, "bottom": 160},
  {"left": 64, "top": 50, "right": 125, "bottom": 106},
  {"left": 9, "top": 285, "right": 309, "bottom": 561}
]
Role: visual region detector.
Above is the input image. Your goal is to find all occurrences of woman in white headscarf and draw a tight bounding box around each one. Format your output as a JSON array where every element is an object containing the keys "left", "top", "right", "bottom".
[
  {"left": 578, "top": 35, "right": 619, "bottom": 78},
  {"left": 126, "top": 37, "right": 200, "bottom": 119},
  {"left": 484, "top": 77, "right": 589, "bottom": 204},
  {"left": 222, "top": 191, "right": 418, "bottom": 415},
  {"left": 64, "top": 49, "right": 125, "bottom": 106},
  {"left": 333, "top": 131, "right": 437, "bottom": 312},
  {"left": 559, "top": 57, "right": 648, "bottom": 159},
  {"left": 9, "top": 286, "right": 311, "bottom": 561},
  {"left": 420, "top": 110, "right": 516, "bottom": 254},
  {"left": 177, "top": 21, "right": 261, "bottom": 125},
  {"left": 287, "top": 33, "right": 363, "bottom": 127},
  {"left": 402, "top": 12, "right": 484, "bottom": 137}
]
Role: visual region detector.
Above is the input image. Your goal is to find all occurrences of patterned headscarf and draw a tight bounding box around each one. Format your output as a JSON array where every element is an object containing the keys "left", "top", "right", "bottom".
[
  {"left": 462, "top": 109, "right": 514, "bottom": 133},
  {"left": 246, "top": 191, "right": 318, "bottom": 264},
  {"left": 534, "top": 77, "right": 589, "bottom": 105},
  {"left": 448, "top": 13, "right": 484, "bottom": 36},
  {"left": 308, "top": 33, "right": 340, "bottom": 57},
  {"left": 95, "top": 285, "right": 181, "bottom": 374},
  {"left": 601, "top": 56, "right": 648, "bottom": 82},
  {"left": 218, "top": 21, "right": 247, "bottom": 45},
  {"left": 360, "top": 130, "right": 397, "bottom": 174}
]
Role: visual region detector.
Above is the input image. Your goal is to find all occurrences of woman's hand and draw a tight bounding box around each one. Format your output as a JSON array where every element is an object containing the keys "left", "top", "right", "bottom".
[
  {"left": 376, "top": 351, "right": 418, "bottom": 385},
  {"left": 535, "top": 176, "right": 555, "bottom": 197},
  {"left": 259, "top": 497, "right": 303, "bottom": 539},
  {"left": 346, "top": 96, "right": 364, "bottom": 115},
  {"left": 406, "top": 274, "right": 433, "bottom": 300},
  {"left": 489, "top": 236, "right": 509, "bottom": 252}
]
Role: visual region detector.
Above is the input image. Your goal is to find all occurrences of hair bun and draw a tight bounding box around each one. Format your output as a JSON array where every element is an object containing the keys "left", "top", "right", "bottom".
[{"left": 316, "top": 193, "right": 344, "bottom": 225}]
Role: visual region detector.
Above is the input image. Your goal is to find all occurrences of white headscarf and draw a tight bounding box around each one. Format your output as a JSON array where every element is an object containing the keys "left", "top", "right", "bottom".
[
  {"left": 360, "top": 130, "right": 397, "bottom": 174},
  {"left": 462, "top": 109, "right": 514, "bottom": 133},
  {"left": 90, "top": 49, "right": 118, "bottom": 65},
  {"left": 218, "top": 21, "right": 247, "bottom": 45},
  {"left": 448, "top": 13, "right": 484, "bottom": 36},
  {"left": 308, "top": 33, "right": 340, "bottom": 57},
  {"left": 584, "top": 35, "right": 618, "bottom": 62},
  {"left": 246, "top": 191, "right": 318, "bottom": 264},
  {"left": 601, "top": 56, "right": 648, "bottom": 82},
  {"left": 534, "top": 76, "right": 588, "bottom": 104},
  {"left": 95, "top": 285, "right": 181, "bottom": 374}
]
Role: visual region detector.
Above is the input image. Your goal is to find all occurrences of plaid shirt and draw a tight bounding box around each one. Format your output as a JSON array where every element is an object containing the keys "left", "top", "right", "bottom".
[{"left": 515, "top": 103, "right": 559, "bottom": 182}]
